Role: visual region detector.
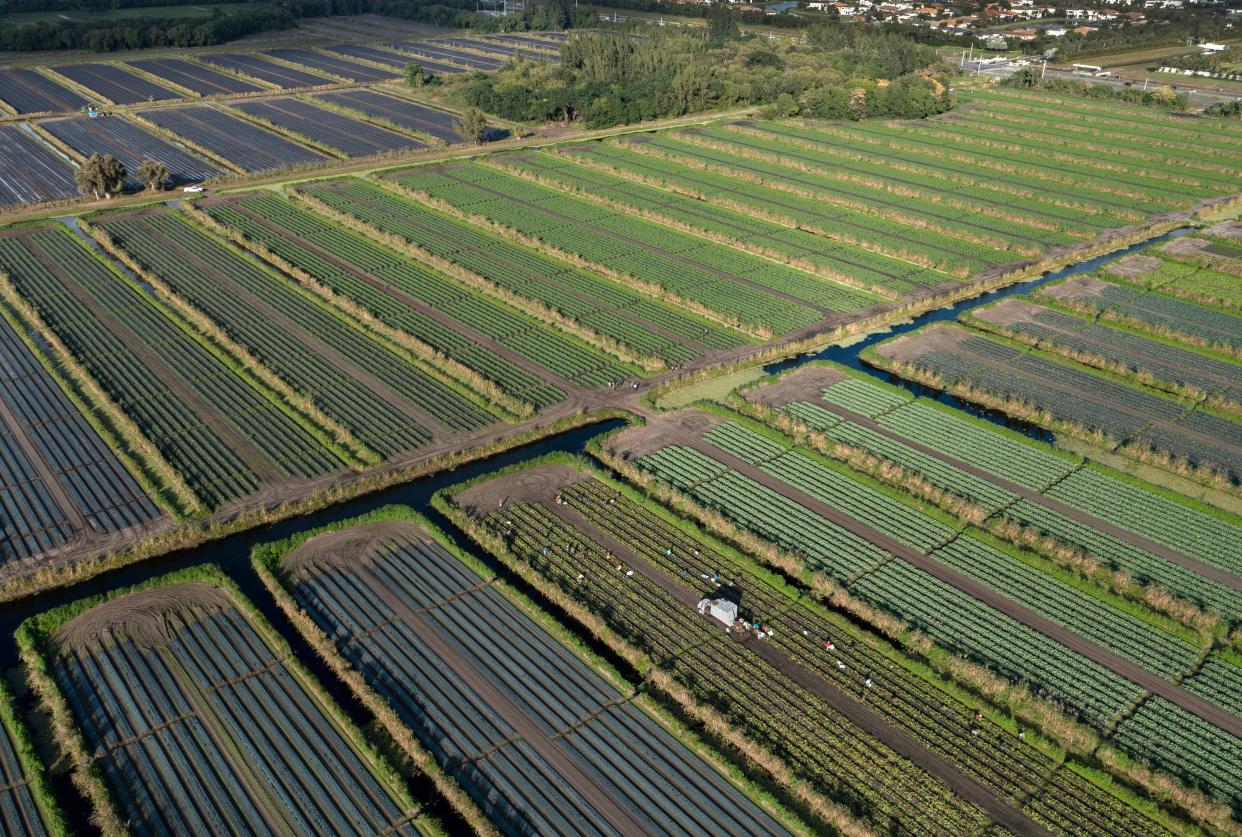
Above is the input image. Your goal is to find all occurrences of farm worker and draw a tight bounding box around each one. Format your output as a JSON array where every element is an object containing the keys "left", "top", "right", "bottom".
[
  {"left": 666, "top": 547, "right": 673, "bottom": 556},
  {"left": 554, "top": 493, "right": 562, "bottom": 505},
  {"left": 825, "top": 639, "right": 835, "bottom": 651},
  {"left": 632, "top": 382, "right": 639, "bottom": 390},
  {"left": 616, "top": 562, "right": 624, "bottom": 572},
  {"left": 1018, "top": 732, "right": 1026, "bottom": 741},
  {"left": 864, "top": 677, "right": 873, "bottom": 689},
  {"left": 890, "top": 693, "right": 899, "bottom": 704},
  {"left": 542, "top": 547, "right": 548, "bottom": 556},
  {"left": 577, "top": 572, "right": 585, "bottom": 582},
  {"left": 836, "top": 659, "right": 846, "bottom": 671}
]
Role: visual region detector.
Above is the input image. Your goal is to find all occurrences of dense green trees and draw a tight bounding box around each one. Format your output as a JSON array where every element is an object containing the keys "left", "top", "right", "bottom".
[
  {"left": 456, "top": 27, "right": 951, "bottom": 129},
  {"left": 75, "top": 154, "right": 127, "bottom": 199},
  {"left": 1002, "top": 69, "right": 1190, "bottom": 112}
]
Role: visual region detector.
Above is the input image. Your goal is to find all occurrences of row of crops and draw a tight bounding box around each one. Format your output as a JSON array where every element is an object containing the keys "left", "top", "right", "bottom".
[
  {"left": 98, "top": 210, "right": 496, "bottom": 459},
  {"left": 501, "top": 146, "right": 982, "bottom": 288},
  {"left": 392, "top": 162, "right": 874, "bottom": 336},
  {"left": 702, "top": 121, "right": 1138, "bottom": 230},
  {"left": 586, "top": 135, "right": 1056, "bottom": 265},
  {"left": 870, "top": 324, "right": 1242, "bottom": 485},
  {"left": 774, "top": 372, "right": 1242, "bottom": 615},
  {"left": 479, "top": 496, "right": 994, "bottom": 834},
  {"left": 41, "top": 580, "right": 418, "bottom": 834},
  {"left": 0, "top": 227, "right": 343, "bottom": 510},
  {"left": 288, "top": 180, "right": 746, "bottom": 365},
  {"left": 207, "top": 189, "right": 637, "bottom": 397},
  {"left": 629, "top": 425, "right": 1242, "bottom": 809},
  {"left": 699, "top": 421, "right": 1212, "bottom": 685},
  {"left": 968, "top": 300, "right": 1242, "bottom": 410},
  {"left": 1132, "top": 241, "right": 1242, "bottom": 311},
  {"left": 0, "top": 308, "right": 160, "bottom": 563},
  {"left": 1036, "top": 274, "right": 1242, "bottom": 356},
  {"left": 466, "top": 470, "right": 1166, "bottom": 835},
  {"left": 281, "top": 520, "right": 779, "bottom": 835}
]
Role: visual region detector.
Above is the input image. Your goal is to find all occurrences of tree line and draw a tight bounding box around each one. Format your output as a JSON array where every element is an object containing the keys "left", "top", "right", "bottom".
[{"left": 455, "top": 23, "right": 951, "bottom": 130}]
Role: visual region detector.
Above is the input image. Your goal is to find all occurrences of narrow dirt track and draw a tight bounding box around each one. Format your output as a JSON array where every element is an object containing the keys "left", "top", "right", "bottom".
[
  {"left": 547, "top": 498, "right": 1052, "bottom": 837},
  {"left": 656, "top": 420, "right": 1242, "bottom": 740},
  {"left": 768, "top": 388, "right": 1242, "bottom": 593}
]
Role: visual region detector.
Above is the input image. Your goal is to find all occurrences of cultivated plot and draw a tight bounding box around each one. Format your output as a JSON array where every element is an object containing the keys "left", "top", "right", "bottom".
[
  {"left": 607, "top": 410, "right": 1242, "bottom": 811},
  {"left": 41, "top": 115, "right": 221, "bottom": 188},
  {"left": 49, "top": 62, "right": 179, "bottom": 105},
  {"left": 262, "top": 48, "right": 398, "bottom": 83},
  {"left": 436, "top": 36, "right": 559, "bottom": 62},
  {"left": 321, "top": 43, "right": 417, "bottom": 70},
  {"left": 232, "top": 97, "right": 424, "bottom": 157},
  {"left": 0, "top": 68, "right": 86, "bottom": 115},
  {"left": 38, "top": 577, "right": 420, "bottom": 834},
  {"left": 869, "top": 323, "right": 1242, "bottom": 485},
  {"left": 310, "top": 90, "right": 461, "bottom": 143},
  {"left": 200, "top": 53, "right": 330, "bottom": 89},
  {"left": 0, "top": 125, "right": 77, "bottom": 208},
  {"left": 450, "top": 463, "right": 1168, "bottom": 835},
  {"left": 0, "top": 304, "right": 161, "bottom": 565},
  {"left": 273, "top": 516, "right": 782, "bottom": 836},
  {"left": 98, "top": 208, "right": 495, "bottom": 460},
  {"left": 0, "top": 225, "right": 343, "bottom": 511},
  {"left": 390, "top": 41, "right": 503, "bottom": 71},
  {"left": 143, "top": 105, "right": 328, "bottom": 172},
  {"left": 126, "top": 58, "right": 263, "bottom": 96}
]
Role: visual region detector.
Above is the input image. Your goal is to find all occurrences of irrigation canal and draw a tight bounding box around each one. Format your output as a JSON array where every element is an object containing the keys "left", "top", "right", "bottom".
[{"left": 0, "top": 225, "right": 1192, "bottom": 833}]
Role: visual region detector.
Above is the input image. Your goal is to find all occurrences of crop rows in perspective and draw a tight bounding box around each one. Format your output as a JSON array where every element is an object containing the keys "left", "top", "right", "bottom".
[
  {"left": 462, "top": 469, "right": 1166, "bottom": 835},
  {"left": 1036, "top": 273, "right": 1242, "bottom": 356},
  {"left": 870, "top": 323, "right": 1242, "bottom": 485},
  {"left": 202, "top": 190, "right": 635, "bottom": 395},
  {"left": 125, "top": 58, "right": 264, "bottom": 96},
  {"left": 41, "top": 115, "right": 222, "bottom": 190},
  {"left": 142, "top": 105, "right": 330, "bottom": 172},
  {"left": 0, "top": 125, "right": 76, "bottom": 209},
  {"left": 967, "top": 299, "right": 1242, "bottom": 412},
  {"left": 49, "top": 63, "right": 179, "bottom": 105},
  {"left": 293, "top": 179, "right": 748, "bottom": 366},
  {"left": 44, "top": 581, "right": 418, "bottom": 834},
  {"left": 0, "top": 226, "right": 343, "bottom": 512},
  {"left": 231, "top": 97, "right": 423, "bottom": 158},
  {"left": 775, "top": 371, "right": 1242, "bottom": 606},
  {"left": 96, "top": 210, "right": 494, "bottom": 457},
  {"left": 1122, "top": 239, "right": 1242, "bottom": 311},
  {"left": 0, "top": 307, "right": 160, "bottom": 564},
  {"left": 623, "top": 413, "right": 1242, "bottom": 808},
  {"left": 279, "top": 520, "right": 780, "bottom": 836}
]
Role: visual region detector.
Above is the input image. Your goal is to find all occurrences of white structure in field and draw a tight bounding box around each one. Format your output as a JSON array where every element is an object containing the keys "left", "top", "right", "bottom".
[{"left": 697, "top": 597, "right": 739, "bottom": 628}]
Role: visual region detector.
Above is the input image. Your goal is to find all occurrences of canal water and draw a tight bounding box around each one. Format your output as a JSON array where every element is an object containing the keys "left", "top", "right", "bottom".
[{"left": 2, "top": 225, "right": 1192, "bottom": 832}]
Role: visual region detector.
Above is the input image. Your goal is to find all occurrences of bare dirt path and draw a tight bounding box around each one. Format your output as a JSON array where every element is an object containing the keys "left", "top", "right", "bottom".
[
  {"left": 350, "top": 561, "right": 652, "bottom": 836},
  {"left": 616, "top": 413, "right": 1242, "bottom": 739},
  {"left": 547, "top": 494, "right": 1050, "bottom": 836},
  {"left": 22, "top": 232, "right": 284, "bottom": 484},
  {"left": 742, "top": 371, "right": 1242, "bottom": 593}
]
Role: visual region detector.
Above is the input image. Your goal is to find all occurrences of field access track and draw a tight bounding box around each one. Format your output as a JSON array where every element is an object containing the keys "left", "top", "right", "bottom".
[
  {"left": 142, "top": 105, "right": 328, "bottom": 172},
  {"left": 0, "top": 68, "right": 86, "bottom": 115},
  {"left": 41, "top": 116, "right": 221, "bottom": 189},
  {"left": 48, "top": 582, "right": 417, "bottom": 835},
  {"left": 0, "top": 126, "right": 76, "bottom": 209},
  {"left": 283, "top": 520, "right": 781, "bottom": 836}
]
